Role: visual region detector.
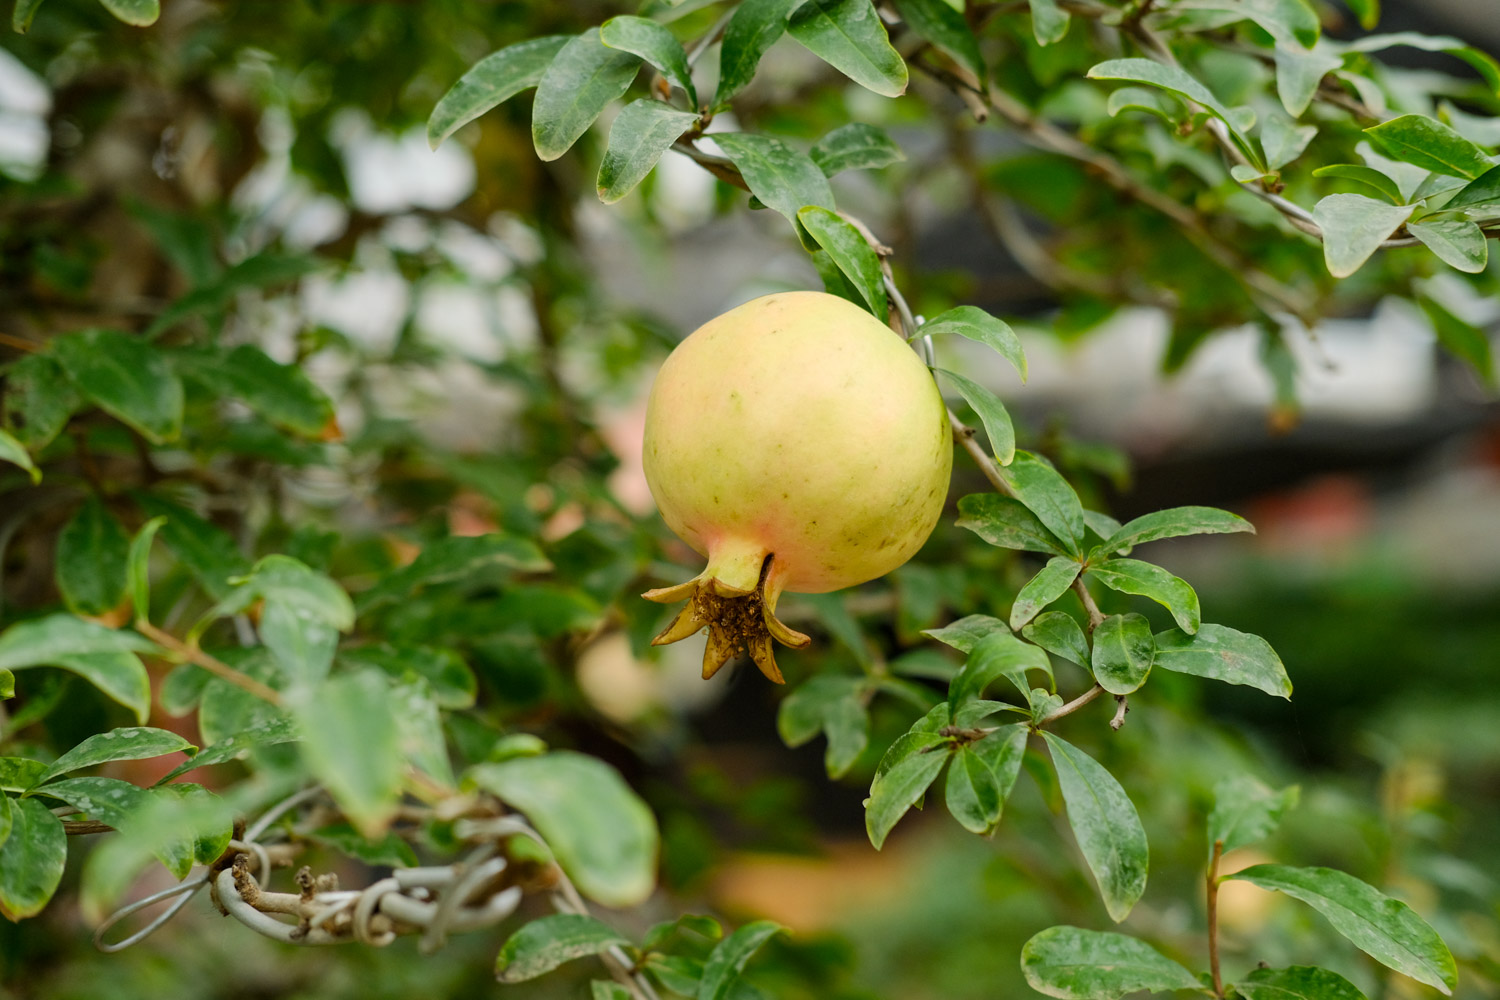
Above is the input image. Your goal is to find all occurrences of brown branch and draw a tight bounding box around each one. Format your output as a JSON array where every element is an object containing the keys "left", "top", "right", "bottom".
[
  {"left": 1071, "top": 575, "right": 1106, "bottom": 630},
  {"left": 1208, "top": 838, "right": 1225, "bottom": 997},
  {"left": 0, "top": 332, "right": 42, "bottom": 353},
  {"left": 136, "top": 620, "right": 284, "bottom": 707},
  {"left": 1038, "top": 683, "right": 1105, "bottom": 724}
]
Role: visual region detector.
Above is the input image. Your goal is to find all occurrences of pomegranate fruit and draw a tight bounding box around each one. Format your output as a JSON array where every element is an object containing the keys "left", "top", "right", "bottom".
[{"left": 642, "top": 290, "right": 953, "bottom": 683}]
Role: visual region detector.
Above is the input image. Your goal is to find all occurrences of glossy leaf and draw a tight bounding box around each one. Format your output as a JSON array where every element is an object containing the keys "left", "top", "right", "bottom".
[
  {"left": 1364, "top": 114, "right": 1492, "bottom": 179},
  {"left": 600, "top": 16, "right": 697, "bottom": 106},
  {"left": 1445, "top": 163, "right": 1500, "bottom": 211},
  {"left": 890, "top": 0, "right": 983, "bottom": 79},
  {"left": 1023, "top": 611, "right": 1091, "bottom": 667},
  {"left": 866, "top": 730, "right": 951, "bottom": 849},
  {"left": 787, "top": 0, "right": 908, "bottom": 98},
  {"left": 1310, "top": 193, "right": 1414, "bottom": 278},
  {"left": 715, "top": 0, "right": 801, "bottom": 106},
  {"left": 0, "top": 759, "right": 48, "bottom": 793},
  {"left": 1087, "top": 559, "right": 1200, "bottom": 633},
  {"left": 797, "top": 206, "right": 886, "bottom": 317},
  {"left": 55, "top": 497, "right": 130, "bottom": 616},
  {"left": 945, "top": 724, "right": 1026, "bottom": 834},
  {"left": 923, "top": 614, "right": 1010, "bottom": 654},
  {"left": 918, "top": 306, "right": 1027, "bottom": 381},
  {"left": 0, "top": 797, "right": 66, "bottom": 920},
  {"left": 427, "top": 35, "right": 569, "bottom": 148},
  {"left": 1209, "top": 774, "right": 1299, "bottom": 856},
  {"left": 1029, "top": 0, "right": 1069, "bottom": 46},
  {"left": 951, "top": 630, "right": 1054, "bottom": 705},
  {"left": 996, "top": 452, "right": 1084, "bottom": 555},
  {"left": 0, "top": 616, "right": 155, "bottom": 723},
  {"left": 1, "top": 353, "right": 80, "bottom": 450},
  {"left": 1021, "top": 926, "right": 1200, "bottom": 999},
  {"left": 1091, "top": 613, "right": 1154, "bottom": 695},
  {"left": 1408, "top": 219, "right": 1488, "bottom": 273},
  {"left": 495, "top": 913, "right": 630, "bottom": 983},
  {"left": 810, "top": 122, "right": 905, "bottom": 176},
  {"left": 1096, "top": 505, "right": 1252, "bottom": 557},
  {"left": 698, "top": 920, "right": 783, "bottom": 1000},
  {"left": 711, "top": 131, "right": 835, "bottom": 235},
  {"left": 1231, "top": 965, "right": 1369, "bottom": 1000},
  {"left": 33, "top": 727, "right": 193, "bottom": 787},
  {"left": 1154, "top": 624, "right": 1291, "bottom": 698},
  {"left": 936, "top": 369, "right": 1015, "bottom": 466},
  {"left": 155, "top": 716, "right": 300, "bottom": 785},
  {"left": 1042, "top": 733, "right": 1148, "bottom": 922},
  {"left": 1087, "top": 59, "right": 1262, "bottom": 169},
  {"left": 598, "top": 100, "right": 700, "bottom": 203},
  {"left": 1011, "top": 557, "right": 1082, "bottom": 630},
  {"left": 531, "top": 29, "right": 641, "bottom": 162},
  {"left": 98, "top": 0, "right": 158, "bottom": 26},
  {"left": 470, "top": 751, "right": 659, "bottom": 906},
  {"left": 956, "top": 494, "right": 1069, "bottom": 556},
  {"left": 50, "top": 329, "right": 184, "bottom": 443},
  {"left": 1312, "top": 164, "right": 1406, "bottom": 205},
  {"left": 34, "top": 775, "right": 146, "bottom": 827},
  {"left": 292, "top": 671, "right": 405, "bottom": 837},
  {"left": 1226, "top": 864, "right": 1457, "bottom": 994}
]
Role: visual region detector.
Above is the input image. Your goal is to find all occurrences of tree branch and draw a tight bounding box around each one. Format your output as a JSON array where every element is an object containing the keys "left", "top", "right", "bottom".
[{"left": 136, "top": 620, "right": 284, "bottom": 707}]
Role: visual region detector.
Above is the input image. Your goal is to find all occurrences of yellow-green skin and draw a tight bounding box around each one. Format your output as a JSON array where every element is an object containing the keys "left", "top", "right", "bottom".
[{"left": 644, "top": 290, "right": 953, "bottom": 600}]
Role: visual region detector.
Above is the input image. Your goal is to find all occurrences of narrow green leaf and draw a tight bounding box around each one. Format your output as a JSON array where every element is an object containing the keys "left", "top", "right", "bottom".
[
  {"left": 470, "top": 751, "right": 659, "bottom": 907},
  {"left": 428, "top": 35, "right": 570, "bottom": 147},
  {"left": 955, "top": 493, "right": 1068, "bottom": 556},
  {"left": 0, "top": 615, "right": 157, "bottom": 670},
  {"left": 495, "top": 913, "right": 630, "bottom": 983},
  {"left": 698, "top": 920, "right": 784, "bottom": 1000},
  {"left": 787, "top": 0, "right": 908, "bottom": 98},
  {"left": 13, "top": 0, "right": 46, "bottom": 33},
  {"left": 1170, "top": 0, "right": 1320, "bottom": 49},
  {"left": 890, "top": 0, "right": 984, "bottom": 79},
  {"left": 936, "top": 369, "right": 1015, "bottom": 466},
  {"left": 0, "top": 429, "right": 38, "bottom": 484},
  {"left": 172, "top": 344, "right": 335, "bottom": 437},
  {"left": 55, "top": 496, "right": 131, "bottom": 616},
  {"left": 945, "top": 724, "right": 1026, "bottom": 834},
  {"left": 1154, "top": 624, "right": 1291, "bottom": 698},
  {"left": 1408, "top": 219, "right": 1488, "bottom": 273},
  {"left": 1209, "top": 774, "right": 1299, "bottom": 856},
  {"left": 1098, "top": 506, "right": 1253, "bottom": 557},
  {"left": 951, "top": 630, "right": 1054, "bottom": 705},
  {"left": 1011, "top": 557, "right": 1081, "bottom": 630},
  {"left": 1106, "top": 86, "right": 1183, "bottom": 124},
  {"left": 601, "top": 15, "right": 698, "bottom": 106},
  {"left": 1232, "top": 966, "right": 1369, "bottom": 1000},
  {"left": 33, "top": 727, "right": 193, "bottom": 787},
  {"left": 0, "top": 795, "right": 10, "bottom": 853},
  {"left": 1087, "top": 559, "right": 1199, "bottom": 634},
  {"left": 532, "top": 29, "right": 641, "bottom": 162},
  {"left": 1087, "top": 59, "right": 1263, "bottom": 169},
  {"left": 1021, "top": 926, "right": 1200, "bottom": 1000},
  {"left": 126, "top": 516, "right": 166, "bottom": 624},
  {"left": 1312, "top": 164, "right": 1406, "bottom": 205},
  {"left": 1418, "top": 293, "right": 1495, "bottom": 387},
  {"left": 918, "top": 306, "right": 1027, "bottom": 381},
  {"left": 98, "top": 0, "right": 158, "bottom": 26},
  {"left": 865, "top": 740, "right": 949, "bottom": 849},
  {"left": 1000, "top": 450, "right": 1085, "bottom": 554},
  {"left": 1226, "top": 864, "right": 1457, "bottom": 994},
  {"left": 1310, "top": 193, "right": 1415, "bottom": 278},
  {"left": 1273, "top": 44, "right": 1343, "bottom": 118},
  {"left": 810, "top": 122, "right": 905, "bottom": 176},
  {"left": 1345, "top": 32, "right": 1500, "bottom": 98},
  {"left": 597, "top": 100, "right": 700, "bottom": 204},
  {"left": 1343, "top": 0, "right": 1379, "bottom": 30},
  {"left": 797, "top": 206, "right": 886, "bottom": 318},
  {"left": 132, "top": 494, "right": 250, "bottom": 601},
  {"left": 1029, "top": 0, "right": 1069, "bottom": 45},
  {"left": 292, "top": 671, "right": 405, "bottom": 837},
  {"left": 715, "top": 0, "right": 801, "bottom": 105},
  {"left": 50, "top": 329, "right": 184, "bottom": 443},
  {"left": 643, "top": 914, "right": 723, "bottom": 952},
  {"left": 0, "top": 797, "right": 66, "bottom": 920},
  {"left": 154, "top": 716, "right": 300, "bottom": 785},
  {"left": 1042, "top": 733, "right": 1148, "bottom": 922},
  {"left": 710, "top": 132, "right": 835, "bottom": 234},
  {"left": 1023, "top": 611, "right": 1090, "bottom": 667},
  {"left": 1444, "top": 163, "right": 1500, "bottom": 212},
  {"left": 1091, "top": 613, "right": 1154, "bottom": 695},
  {"left": 2, "top": 353, "right": 80, "bottom": 450},
  {"left": 1364, "top": 114, "right": 1492, "bottom": 180},
  {"left": 923, "top": 614, "right": 1010, "bottom": 654}
]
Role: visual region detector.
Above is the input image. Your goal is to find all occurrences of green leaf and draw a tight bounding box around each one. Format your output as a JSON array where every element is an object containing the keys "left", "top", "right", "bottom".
[
  {"left": 470, "top": 751, "right": 658, "bottom": 907},
  {"left": 951, "top": 630, "right": 1054, "bottom": 705},
  {"left": 597, "top": 100, "right": 700, "bottom": 204},
  {"left": 698, "top": 920, "right": 783, "bottom": 1000},
  {"left": 1418, "top": 293, "right": 1495, "bottom": 387},
  {"left": 945, "top": 724, "right": 1026, "bottom": 834},
  {"left": 1445, "top": 163, "right": 1500, "bottom": 212},
  {"left": 1343, "top": 0, "right": 1379, "bottom": 30},
  {"left": 1087, "top": 59, "right": 1263, "bottom": 169},
  {"left": 531, "top": 29, "right": 641, "bottom": 162},
  {"left": 715, "top": 0, "right": 801, "bottom": 105},
  {"left": 923, "top": 614, "right": 1009, "bottom": 654},
  {"left": 33, "top": 775, "right": 146, "bottom": 827},
  {"left": 1086, "top": 559, "right": 1199, "bottom": 633},
  {"left": 1021, "top": 926, "right": 1200, "bottom": 1000},
  {"left": 238, "top": 555, "right": 354, "bottom": 630},
  {"left": 1408, "top": 219, "right": 1488, "bottom": 274},
  {"left": 13, "top": 0, "right": 46, "bottom": 33},
  {"left": 307, "top": 822, "right": 418, "bottom": 869},
  {"left": 890, "top": 0, "right": 984, "bottom": 79},
  {"left": 55, "top": 497, "right": 131, "bottom": 616},
  {"left": 32, "top": 727, "right": 193, "bottom": 787},
  {"left": 1000, "top": 451, "right": 1086, "bottom": 555},
  {"left": 0, "top": 797, "right": 65, "bottom": 920},
  {"left": 647, "top": 956, "right": 705, "bottom": 996},
  {"left": 1273, "top": 44, "right": 1343, "bottom": 117},
  {"left": 592, "top": 982, "right": 633, "bottom": 1000},
  {"left": 1312, "top": 164, "right": 1406, "bottom": 205},
  {"left": 1105, "top": 86, "right": 1183, "bottom": 124},
  {"left": 865, "top": 736, "right": 950, "bottom": 849},
  {"left": 50, "top": 329, "right": 183, "bottom": 443},
  {"left": 1028, "top": 0, "right": 1069, "bottom": 46},
  {"left": 125, "top": 516, "right": 166, "bottom": 625},
  {"left": 936, "top": 369, "right": 1015, "bottom": 466},
  {"left": 0, "top": 795, "right": 9, "bottom": 852},
  {"left": 0, "top": 616, "right": 154, "bottom": 723},
  {"left": 260, "top": 599, "right": 338, "bottom": 689},
  {"left": 710, "top": 132, "right": 836, "bottom": 235},
  {"left": 77, "top": 784, "right": 231, "bottom": 912},
  {"left": 1311, "top": 193, "right": 1415, "bottom": 278},
  {"left": 0, "top": 429, "right": 38, "bottom": 484},
  {"left": 0, "top": 668, "right": 11, "bottom": 700},
  {"left": 643, "top": 913, "right": 723, "bottom": 951},
  {"left": 172, "top": 345, "right": 335, "bottom": 437},
  {"left": 1090, "top": 613, "right": 1154, "bottom": 695},
  {"left": 787, "top": 0, "right": 908, "bottom": 98},
  {"left": 1023, "top": 611, "right": 1090, "bottom": 667},
  {"left": 495, "top": 913, "right": 630, "bottom": 983},
  {"left": 2, "top": 353, "right": 80, "bottom": 450},
  {"left": 1011, "top": 557, "right": 1082, "bottom": 630},
  {"left": 0, "top": 758, "right": 48, "bottom": 793},
  {"left": 797, "top": 206, "right": 886, "bottom": 318},
  {"left": 810, "top": 122, "right": 905, "bottom": 176},
  {"left": 601, "top": 15, "right": 698, "bottom": 106},
  {"left": 1226, "top": 865, "right": 1457, "bottom": 994},
  {"left": 777, "top": 674, "right": 869, "bottom": 779},
  {"left": 956, "top": 493, "right": 1068, "bottom": 556},
  {"left": 1096, "top": 505, "right": 1253, "bottom": 557},
  {"left": 1209, "top": 775, "right": 1299, "bottom": 856},
  {"left": 918, "top": 306, "right": 1027, "bottom": 381},
  {"left": 1364, "top": 115, "right": 1492, "bottom": 180},
  {"left": 428, "top": 36, "right": 569, "bottom": 148},
  {"left": 292, "top": 671, "right": 405, "bottom": 837},
  {"left": 133, "top": 495, "right": 250, "bottom": 601},
  {"left": 1345, "top": 32, "right": 1500, "bottom": 98},
  {"left": 146, "top": 254, "right": 317, "bottom": 339},
  {"left": 1262, "top": 113, "right": 1316, "bottom": 170},
  {"left": 154, "top": 716, "right": 300, "bottom": 785},
  {"left": 97, "top": 0, "right": 158, "bottom": 26},
  {"left": 339, "top": 644, "right": 476, "bottom": 710},
  {"left": 1154, "top": 624, "right": 1291, "bottom": 698},
  {"left": 389, "top": 676, "right": 455, "bottom": 788},
  {"left": 1231, "top": 966, "right": 1370, "bottom": 1000},
  {"left": 355, "top": 534, "right": 549, "bottom": 613},
  {"left": 1042, "top": 733, "right": 1148, "bottom": 922},
  {"left": 1170, "top": 0, "right": 1320, "bottom": 49}
]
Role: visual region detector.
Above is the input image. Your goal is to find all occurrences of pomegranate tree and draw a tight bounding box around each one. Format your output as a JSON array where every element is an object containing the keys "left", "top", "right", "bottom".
[{"left": 642, "top": 290, "right": 952, "bottom": 683}]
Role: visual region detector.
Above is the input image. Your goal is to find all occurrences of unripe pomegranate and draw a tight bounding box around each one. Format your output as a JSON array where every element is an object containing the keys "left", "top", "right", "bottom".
[{"left": 642, "top": 290, "right": 953, "bottom": 683}]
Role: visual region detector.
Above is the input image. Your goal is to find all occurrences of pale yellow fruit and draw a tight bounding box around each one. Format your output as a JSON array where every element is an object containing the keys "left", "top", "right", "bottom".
[{"left": 642, "top": 290, "right": 952, "bottom": 682}]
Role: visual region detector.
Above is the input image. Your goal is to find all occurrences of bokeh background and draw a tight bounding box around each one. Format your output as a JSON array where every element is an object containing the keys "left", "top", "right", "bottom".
[{"left": 2, "top": 1, "right": 1498, "bottom": 998}]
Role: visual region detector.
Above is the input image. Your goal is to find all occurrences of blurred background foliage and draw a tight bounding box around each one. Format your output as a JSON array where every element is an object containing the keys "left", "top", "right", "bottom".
[{"left": 1, "top": 0, "right": 1498, "bottom": 998}]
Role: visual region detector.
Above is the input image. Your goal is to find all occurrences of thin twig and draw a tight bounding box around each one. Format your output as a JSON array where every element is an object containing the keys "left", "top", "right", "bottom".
[
  {"left": 1110, "top": 695, "right": 1129, "bottom": 731},
  {"left": 0, "top": 332, "right": 42, "bottom": 353},
  {"left": 686, "top": 7, "right": 735, "bottom": 69},
  {"left": 1071, "top": 575, "right": 1106, "bottom": 630},
  {"left": 1038, "top": 683, "right": 1105, "bottom": 724},
  {"left": 136, "top": 620, "right": 284, "bottom": 707},
  {"left": 1208, "top": 839, "right": 1225, "bottom": 998}
]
